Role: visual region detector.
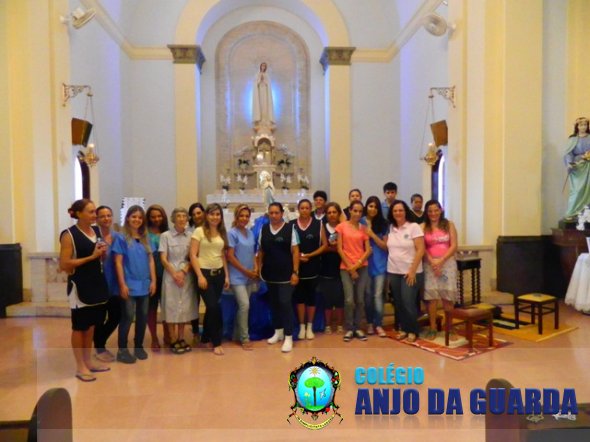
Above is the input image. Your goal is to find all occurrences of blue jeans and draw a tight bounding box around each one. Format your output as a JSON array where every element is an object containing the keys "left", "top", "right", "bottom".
[
  {"left": 365, "top": 273, "right": 386, "bottom": 327},
  {"left": 388, "top": 273, "right": 424, "bottom": 335},
  {"left": 340, "top": 267, "right": 369, "bottom": 332},
  {"left": 118, "top": 295, "right": 149, "bottom": 350},
  {"left": 231, "top": 283, "right": 255, "bottom": 343}
]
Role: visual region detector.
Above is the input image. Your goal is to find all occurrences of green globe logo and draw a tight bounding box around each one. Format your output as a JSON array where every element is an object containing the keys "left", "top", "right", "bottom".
[{"left": 288, "top": 356, "right": 342, "bottom": 430}]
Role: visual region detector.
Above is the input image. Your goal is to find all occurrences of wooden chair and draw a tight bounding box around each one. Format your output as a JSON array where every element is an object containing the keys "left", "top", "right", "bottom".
[
  {"left": 0, "top": 388, "right": 72, "bottom": 442},
  {"left": 485, "top": 378, "right": 590, "bottom": 442}
]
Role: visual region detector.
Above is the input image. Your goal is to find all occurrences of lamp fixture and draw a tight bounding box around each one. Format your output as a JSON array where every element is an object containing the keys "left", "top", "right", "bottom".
[
  {"left": 60, "top": 7, "right": 96, "bottom": 29},
  {"left": 69, "top": 85, "right": 100, "bottom": 167}
]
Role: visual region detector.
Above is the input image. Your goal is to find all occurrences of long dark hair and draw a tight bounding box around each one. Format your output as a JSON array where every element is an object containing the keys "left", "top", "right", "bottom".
[
  {"left": 146, "top": 204, "right": 169, "bottom": 233},
  {"left": 387, "top": 200, "right": 412, "bottom": 228},
  {"left": 365, "top": 196, "right": 388, "bottom": 234},
  {"left": 423, "top": 200, "right": 450, "bottom": 233},
  {"left": 188, "top": 202, "right": 205, "bottom": 228}
]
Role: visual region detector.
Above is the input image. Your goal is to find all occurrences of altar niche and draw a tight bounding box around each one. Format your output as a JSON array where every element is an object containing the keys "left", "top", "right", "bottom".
[{"left": 214, "top": 21, "right": 311, "bottom": 193}]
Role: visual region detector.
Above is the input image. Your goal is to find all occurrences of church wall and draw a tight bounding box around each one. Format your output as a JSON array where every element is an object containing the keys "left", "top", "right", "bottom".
[
  {"left": 350, "top": 61, "right": 400, "bottom": 199},
  {"left": 69, "top": 13, "right": 125, "bottom": 215},
  {"left": 0, "top": 0, "right": 14, "bottom": 243},
  {"left": 399, "top": 22, "right": 449, "bottom": 205},
  {"left": 541, "top": 0, "right": 568, "bottom": 233}
]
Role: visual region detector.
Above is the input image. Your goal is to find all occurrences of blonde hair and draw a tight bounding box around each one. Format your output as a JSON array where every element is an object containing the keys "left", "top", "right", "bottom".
[
  {"left": 231, "top": 205, "right": 252, "bottom": 228},
  {"left": 122, "top": 205, "right": 151, "bottom": 253}
]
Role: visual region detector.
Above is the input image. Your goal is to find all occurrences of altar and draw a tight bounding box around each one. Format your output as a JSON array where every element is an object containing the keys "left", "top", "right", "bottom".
[{"left": 206, "top": 189, "right": 310, "bottom": 213}]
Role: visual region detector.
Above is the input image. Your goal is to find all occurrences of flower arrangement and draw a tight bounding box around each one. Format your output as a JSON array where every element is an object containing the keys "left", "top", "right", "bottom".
[
  {"left": 277, "top": 158, "right": 292, "bottom": 171},
  {"left": 280, "top": 173, "right": 292, "bottom": 190},
  {"left": 576, "top": 205, "right": 590, "bottom": 231},
  {"left": 236, "top": 174, "right": 248, "bottom": 190},
  {"left": 238, "top": 158, "right": 250, "bottom": 171},
  {"left": 219, "top": 174, "right": 231, "bottom": 191},
  {"left": 297, "top": 172, "right": 310, "bottom": 190}
]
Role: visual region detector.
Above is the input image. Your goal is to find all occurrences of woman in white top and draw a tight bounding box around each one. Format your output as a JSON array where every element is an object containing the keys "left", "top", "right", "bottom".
[
  {"left": 190, "top": 203, "right": 230, "bottom": 356},
  {"left": 372, "top": 200, "right": 424, "bottom": 343}
]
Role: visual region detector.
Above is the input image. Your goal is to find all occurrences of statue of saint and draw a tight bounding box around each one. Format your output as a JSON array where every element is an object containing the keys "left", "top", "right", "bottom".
[
  {"left": 252, "top": 62, "right": 274, "bottom": 126},
  {"left": 259, "top": 170, "right": 275, "bottom": 207},
  {"left": 564, "top": 117, "right": 590, "bottom": 218}
]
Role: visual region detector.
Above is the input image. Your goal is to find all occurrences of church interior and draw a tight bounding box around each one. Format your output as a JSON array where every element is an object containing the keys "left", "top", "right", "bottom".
[{"left": 1, "top": 0, "right": 590, "bottom": 440}]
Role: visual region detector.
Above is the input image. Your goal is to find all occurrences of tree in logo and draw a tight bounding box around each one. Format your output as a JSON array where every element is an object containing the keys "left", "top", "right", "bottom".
[{"left": 288, "top": 356, "right": 342, "bottom": 430}]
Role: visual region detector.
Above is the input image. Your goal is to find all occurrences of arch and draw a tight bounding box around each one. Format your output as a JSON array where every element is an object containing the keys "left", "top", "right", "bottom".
[{"left": 175, "top": 0, "right": 349, "bottom": 46}]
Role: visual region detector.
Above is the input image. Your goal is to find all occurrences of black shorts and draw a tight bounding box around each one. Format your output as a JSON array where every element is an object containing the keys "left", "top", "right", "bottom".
[
  {"left": 318, "top": 276, "right": 344, "bottom": 309},
  {"left": 71, "top": 304, "right": 106, "bottom": 331},
  {"left": 293, "top": 278, "right": 318, "bottom": 306}
]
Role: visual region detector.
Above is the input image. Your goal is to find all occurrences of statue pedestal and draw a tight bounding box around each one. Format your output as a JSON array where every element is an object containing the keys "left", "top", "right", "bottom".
[{"left": 551, "top": 228, "right": 590, "bottom": 288}]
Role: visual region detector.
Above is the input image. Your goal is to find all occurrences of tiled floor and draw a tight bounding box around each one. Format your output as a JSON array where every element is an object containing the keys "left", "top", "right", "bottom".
[{"left": 1, "top": 292, "right": 589, "bottom": 441}]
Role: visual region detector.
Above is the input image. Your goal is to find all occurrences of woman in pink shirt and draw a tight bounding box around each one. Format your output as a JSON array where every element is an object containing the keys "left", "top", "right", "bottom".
[
  {"left": 422, "top": 200, "right": 458, "bottom": 339},
  {"left": 336, "top": 200, "right": 372, "bottom": 342}
]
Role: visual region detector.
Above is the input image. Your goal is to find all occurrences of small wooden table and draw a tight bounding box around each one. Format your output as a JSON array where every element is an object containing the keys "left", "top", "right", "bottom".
[
  {"left": 514, "top": 294, "right": 559, "bottom": 335},
  {"left": 456, "top": 257, "right": 481, "bottom": 305},
  {"left": 445, "top": 308, "right": 493, "bottom": 350}
]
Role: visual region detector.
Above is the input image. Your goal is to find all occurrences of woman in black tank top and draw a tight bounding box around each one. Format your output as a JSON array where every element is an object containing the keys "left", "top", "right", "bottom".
[
  {"left": 257, "top": 202, "right": 300, "bottom": 353},
  {"left": 292, "top": 199, "right": 327, "bottom": 340},
  {"left": 59, "top": 199, "right": 109, "bottom": 382}
]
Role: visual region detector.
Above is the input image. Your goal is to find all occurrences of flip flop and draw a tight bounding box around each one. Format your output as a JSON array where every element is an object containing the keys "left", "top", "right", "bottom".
[
  {"left": 89, "top": 366, "right": 111, "bottom": 373},
  {"left": 76, "top": 372, "right": 97, "bottom": 382}
]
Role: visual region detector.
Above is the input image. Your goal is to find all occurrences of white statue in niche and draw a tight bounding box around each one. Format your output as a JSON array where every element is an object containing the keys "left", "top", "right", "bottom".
[
  {"left": 259, "top": 170, "right": 275, "bottom": 207},
  {"left": 252, "top": 62, "right": 274, "bottom": 126}
]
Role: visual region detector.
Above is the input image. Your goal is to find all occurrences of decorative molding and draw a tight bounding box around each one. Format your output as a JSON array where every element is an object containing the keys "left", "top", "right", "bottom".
[
  {"left": 320, "top": 47, "right": 356, "bottom": 72},
  {"left": 353, "top": 0, "right": 444, "bottom": 63},
  {"left": 82, "top": 0, "right": 443, "bottom": 64},
  {"left": 167, "top": 45, "right": 206, "bottom": 70}
]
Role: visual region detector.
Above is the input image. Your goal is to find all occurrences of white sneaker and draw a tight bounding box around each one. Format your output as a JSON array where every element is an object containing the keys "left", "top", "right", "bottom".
[
  {"left": 324, "top": 325, "right": 333, "bottom": 335},
  {"left": 267, "top": 329, "right": 284, "bottom": 344},
  {"left": 336, "top": 325, "right": 344, "bottom": 334},
  {"left": 281, "top": 336, "right": 293, "bottom": 352},
  {"left": 306, "top": 323, "right": 315, "bottom": 340},
  {"left": 367, "top": 324, "right": 375, "bottom": 335},
  {"left": 298, "top": 324, "right": 306, "bottom": 340}
]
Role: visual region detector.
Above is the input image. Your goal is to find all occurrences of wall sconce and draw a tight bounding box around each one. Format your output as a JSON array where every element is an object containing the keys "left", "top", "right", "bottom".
[
  {"left": 62, "top": 83, "right": 92, "bottom": 106},
  {"left": 429, "top": 86, "right": 456, "bottom": 108}
]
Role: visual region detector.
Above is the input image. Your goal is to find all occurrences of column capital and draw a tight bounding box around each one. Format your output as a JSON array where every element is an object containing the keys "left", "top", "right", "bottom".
[
  {"left": 167, "top": 44, "right": 206, "bottom": 72},
  {"left": 320, "top": 47, "right": 356, "bottom": 73}
]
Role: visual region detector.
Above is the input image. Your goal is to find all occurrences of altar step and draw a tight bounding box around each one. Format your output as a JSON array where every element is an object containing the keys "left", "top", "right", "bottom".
[{"left": 6, "top": 301, "right": 70, "bottom": 318}]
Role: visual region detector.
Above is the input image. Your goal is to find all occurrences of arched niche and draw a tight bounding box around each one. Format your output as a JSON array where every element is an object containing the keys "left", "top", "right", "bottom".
[{"left": 215, "top": 21, "right": 310, "bottom": 185}]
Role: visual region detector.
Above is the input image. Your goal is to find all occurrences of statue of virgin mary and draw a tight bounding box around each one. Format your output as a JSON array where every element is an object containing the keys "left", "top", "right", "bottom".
[{"left": 252, "top": 62, "right": 274, "bottom": 126}]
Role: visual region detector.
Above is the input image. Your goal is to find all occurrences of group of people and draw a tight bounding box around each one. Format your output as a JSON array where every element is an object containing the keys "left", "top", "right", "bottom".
[{"left": 59, "top": 181, "right": 458, "bottom": 381}]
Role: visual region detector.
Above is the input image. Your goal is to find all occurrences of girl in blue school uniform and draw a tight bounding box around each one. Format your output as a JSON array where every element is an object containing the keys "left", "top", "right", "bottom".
[{"left": 112, "top": 205, "right": 156, "bottom": 364}]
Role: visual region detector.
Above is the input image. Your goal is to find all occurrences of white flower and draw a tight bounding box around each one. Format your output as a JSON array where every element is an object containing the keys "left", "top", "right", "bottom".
[{"left": 576, "top": 206, "right": 590, "bottom": 230}]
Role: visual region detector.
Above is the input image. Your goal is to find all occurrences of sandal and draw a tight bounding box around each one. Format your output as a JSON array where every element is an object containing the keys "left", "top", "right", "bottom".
[
  {"left": 424, "top": 329, "right": 438, "bottom": 340},
  {"left": 76, "top": 372, "right": 97, "bottom": 382},
  {"left": 151, "top": 340, "right": 161, "bottom": 352},
  {"left": 170, "top": 341, "right": 185, "bottom": 354},
  {"left": 179, "top": 339, "right": 192, "bottom": 352}
]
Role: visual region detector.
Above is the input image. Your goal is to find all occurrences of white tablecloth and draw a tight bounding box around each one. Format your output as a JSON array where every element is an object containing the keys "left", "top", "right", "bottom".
[{"left": 565, "top": 253, "right": 590, "bottom": 313}]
